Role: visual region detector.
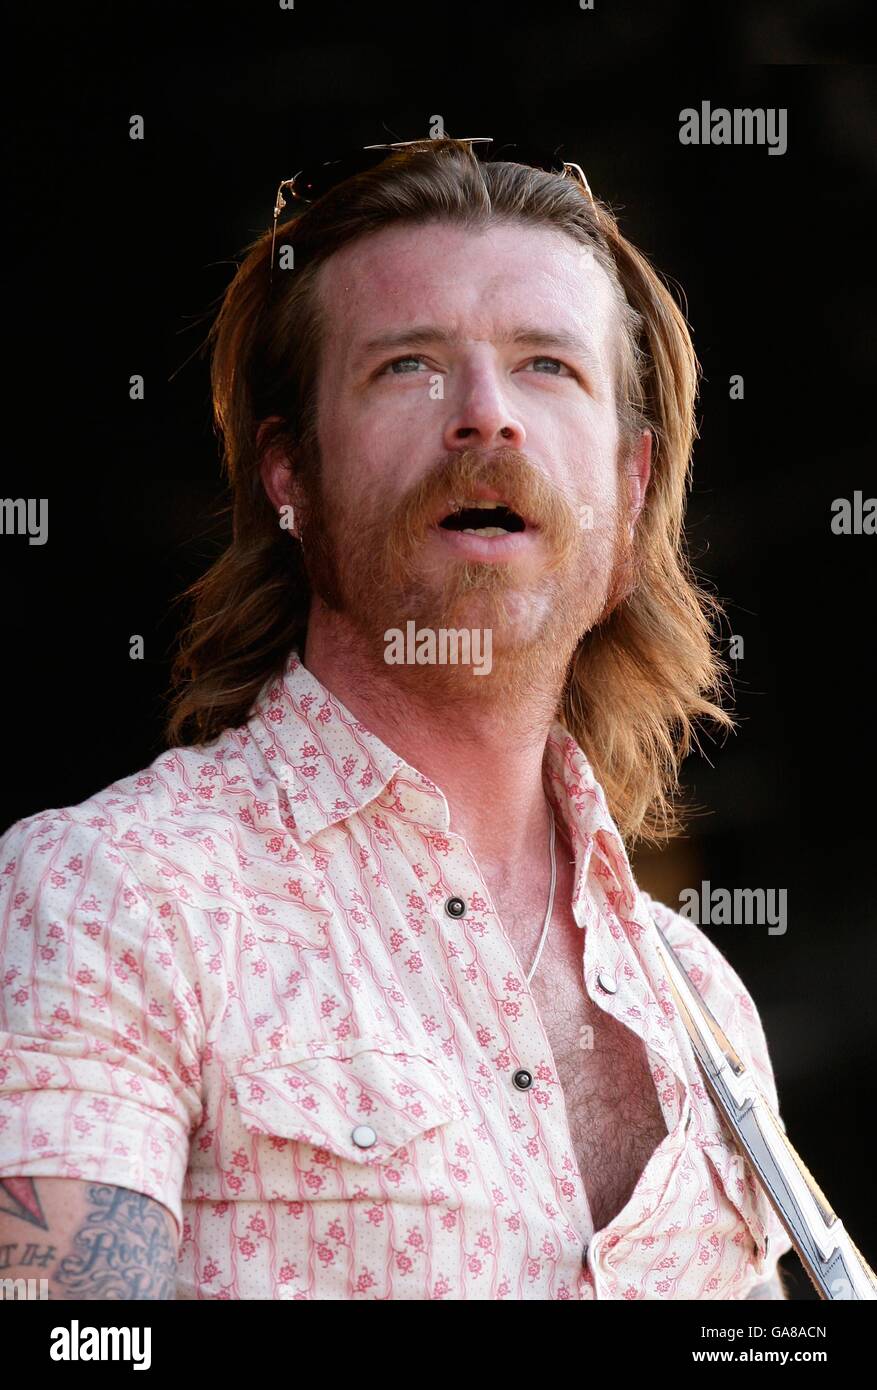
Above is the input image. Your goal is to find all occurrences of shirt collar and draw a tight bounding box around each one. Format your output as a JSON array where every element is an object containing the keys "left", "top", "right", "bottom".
[{"left": 246, "top": 646, "right": 640, "bottom": 922}]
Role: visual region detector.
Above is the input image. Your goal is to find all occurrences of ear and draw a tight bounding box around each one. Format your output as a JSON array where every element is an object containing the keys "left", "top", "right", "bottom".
[
  {"left": 258, "top": 416, "right": 300, "bottom": 532},
  {"left": 626, "top": 427, "right": 652, "bottom": 535}
]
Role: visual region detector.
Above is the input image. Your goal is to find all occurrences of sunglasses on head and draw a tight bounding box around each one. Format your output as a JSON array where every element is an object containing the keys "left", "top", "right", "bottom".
[{"left": 269, "top": 136, "right": 596, "bottom": 285}]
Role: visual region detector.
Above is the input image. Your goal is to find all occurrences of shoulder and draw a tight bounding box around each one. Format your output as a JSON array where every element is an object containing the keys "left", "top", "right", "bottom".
[
  {"left": 0, "top": 726, "right": 263, "bottom": 885},
  {"left": 637, "top": 890, "right": 785, "bottom": 1115},
  {"left": 0, "top": 757, "right": 214, "bottom": 1050}
]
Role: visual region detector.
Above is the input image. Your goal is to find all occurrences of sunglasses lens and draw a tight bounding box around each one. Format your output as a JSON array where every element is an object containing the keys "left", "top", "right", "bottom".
[
  {"left": 290, "top": 141, "right": 576, "bottom": 205},
  {"left": 484, "top": 141, "right": 570, "bottom": 174},
  {"left": 291, "top": 151, "right": 382, "bottom": 202}
]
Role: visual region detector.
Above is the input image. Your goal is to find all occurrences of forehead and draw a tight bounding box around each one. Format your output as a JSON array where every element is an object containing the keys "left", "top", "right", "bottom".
[{"left": 314, "top": 220, "right": 620, "bottom": 371}]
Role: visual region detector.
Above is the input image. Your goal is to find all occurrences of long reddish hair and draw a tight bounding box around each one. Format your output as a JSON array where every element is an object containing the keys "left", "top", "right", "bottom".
[{"left": 165, "top": 138, "right": 732, "bottom": 845}]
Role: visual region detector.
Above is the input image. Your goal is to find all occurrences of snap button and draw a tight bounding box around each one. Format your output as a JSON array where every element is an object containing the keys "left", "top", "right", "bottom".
[
  {"left": 445, "top": 896, "right": 466, "bottom": 918},
  {"left": 512, "top": 1068, "right": 533, "bottom": 1090},
  {"left": 596, "top": 969, "right": 617, "bottom": 994},
  {"left": 351, "top": 1124, "right": 377, "bottom": 1148}
]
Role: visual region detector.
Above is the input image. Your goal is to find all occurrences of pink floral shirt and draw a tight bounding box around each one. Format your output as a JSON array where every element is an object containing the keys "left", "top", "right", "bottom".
[{"left": 0, "top": 648, "right": 793, "bottom": 1299}]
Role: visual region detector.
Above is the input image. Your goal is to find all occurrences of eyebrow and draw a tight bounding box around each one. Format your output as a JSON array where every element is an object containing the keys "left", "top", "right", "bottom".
[{"left": 353, "top": 323, "right": 604, "bottom": 374}]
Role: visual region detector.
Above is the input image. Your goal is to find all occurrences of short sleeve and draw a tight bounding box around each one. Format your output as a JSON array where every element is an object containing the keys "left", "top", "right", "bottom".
[
  {"left": 640, "top": 891, "right": 795, "bottom": 1279},
  {"left": 0, "top": 813, "right": 205, "bottom": 1237}
]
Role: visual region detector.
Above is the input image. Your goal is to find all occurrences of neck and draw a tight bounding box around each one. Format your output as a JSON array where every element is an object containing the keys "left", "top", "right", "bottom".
[{"left": 301, "top": 603, "right": 572, "bottom": 883}]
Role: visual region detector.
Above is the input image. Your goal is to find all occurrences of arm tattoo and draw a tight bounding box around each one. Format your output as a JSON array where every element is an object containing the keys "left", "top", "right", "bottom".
[
  {"left": 54, "top": 1184, "right": 177, "bottom": 1300},
  {"left": 0, "top": 1177, "right": 49, "bottom": 1229}
]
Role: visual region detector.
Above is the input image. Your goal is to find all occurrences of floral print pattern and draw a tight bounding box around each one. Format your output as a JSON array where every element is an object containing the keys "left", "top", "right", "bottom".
[{"left": 0, "top": 648, "right": 792, "bottom": 1298}]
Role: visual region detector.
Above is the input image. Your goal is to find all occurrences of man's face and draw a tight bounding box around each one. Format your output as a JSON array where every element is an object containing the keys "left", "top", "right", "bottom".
[{"left": 293, "top": 219, "right": 644, "bottom": 702}]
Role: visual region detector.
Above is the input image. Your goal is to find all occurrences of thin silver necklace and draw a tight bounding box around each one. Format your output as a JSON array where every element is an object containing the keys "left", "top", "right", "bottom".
[{"left": 526, "top": 806, "right": 557, "bottom": 986}]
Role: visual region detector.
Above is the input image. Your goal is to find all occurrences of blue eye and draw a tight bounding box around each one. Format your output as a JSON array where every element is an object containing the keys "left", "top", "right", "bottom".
[
  {"left": 384, "top": 356, "right": 426, "bottom": 374},
  {"left": 529, "top": 357, "right": 568, "bottom": 375}
]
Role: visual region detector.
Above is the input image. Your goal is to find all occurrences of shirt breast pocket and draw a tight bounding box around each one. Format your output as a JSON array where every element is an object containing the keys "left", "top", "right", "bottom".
[
  {"left": 225, "top": 1035, "right": 466, "bottom": 1202},
  {"left": 701, "top": 1137, "right": 773, "bottom": 1284}
]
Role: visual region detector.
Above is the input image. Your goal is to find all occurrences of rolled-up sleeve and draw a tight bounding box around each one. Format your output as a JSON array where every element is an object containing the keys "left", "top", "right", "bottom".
[{"left": 0, "top": 812, "right": 205, "bottom": 1237}]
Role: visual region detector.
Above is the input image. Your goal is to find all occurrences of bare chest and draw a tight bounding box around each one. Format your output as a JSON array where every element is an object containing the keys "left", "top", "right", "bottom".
[{"left": 497, "top": 888, "right": 669, "bottom": 1235}]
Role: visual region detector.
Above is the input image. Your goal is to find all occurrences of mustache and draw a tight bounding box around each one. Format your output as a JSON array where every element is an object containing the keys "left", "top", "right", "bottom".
[{"left": 385, "top": 447, "right": 585, "bottom": 556}]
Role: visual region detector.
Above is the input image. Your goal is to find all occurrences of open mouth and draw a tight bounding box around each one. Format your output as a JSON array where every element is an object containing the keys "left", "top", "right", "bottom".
[{"left": 438, "top": 499, "right": 529, "bottom": 538}]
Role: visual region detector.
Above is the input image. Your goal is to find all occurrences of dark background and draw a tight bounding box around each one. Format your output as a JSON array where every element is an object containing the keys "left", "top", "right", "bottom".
[{"left": 5, "top": 2, "right": 875, "bottom": 1299}]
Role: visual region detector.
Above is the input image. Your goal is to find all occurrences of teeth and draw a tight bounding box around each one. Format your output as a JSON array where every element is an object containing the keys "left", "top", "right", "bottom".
[
  {"left": 461, "top": 526, "right": 509, "bottom": 537},
  {"left": 462, "top": 499, "right": 502, "bottom": 509}
]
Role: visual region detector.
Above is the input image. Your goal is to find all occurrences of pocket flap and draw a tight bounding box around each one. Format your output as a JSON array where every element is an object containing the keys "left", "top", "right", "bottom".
[{"left": 229, "top": 1037, "right": 464, "bottom": 1166}]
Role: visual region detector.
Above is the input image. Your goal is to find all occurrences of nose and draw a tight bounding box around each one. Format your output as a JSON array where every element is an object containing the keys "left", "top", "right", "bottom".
[{"left": 442, "top": 361, "right": 526, "bottom": 454}]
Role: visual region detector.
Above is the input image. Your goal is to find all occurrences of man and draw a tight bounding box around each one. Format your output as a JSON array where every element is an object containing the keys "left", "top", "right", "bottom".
[{"left": 0, "top": 137, "right": 793, "bottom": 1299}]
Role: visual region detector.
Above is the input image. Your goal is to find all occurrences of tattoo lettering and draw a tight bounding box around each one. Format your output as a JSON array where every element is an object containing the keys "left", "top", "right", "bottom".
[
  {"left": 0, "top": 1177, "right": 48, "bottom": 1229},
  {"left": 54, "top": 1184, "right": 177, "bottom": 1300},
  {"left": 0, "top": 1241, "right": 55, "bottom": 1271},
  {"left": 19, "top": 1241, "right": 56, "bottom": 1267}
]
